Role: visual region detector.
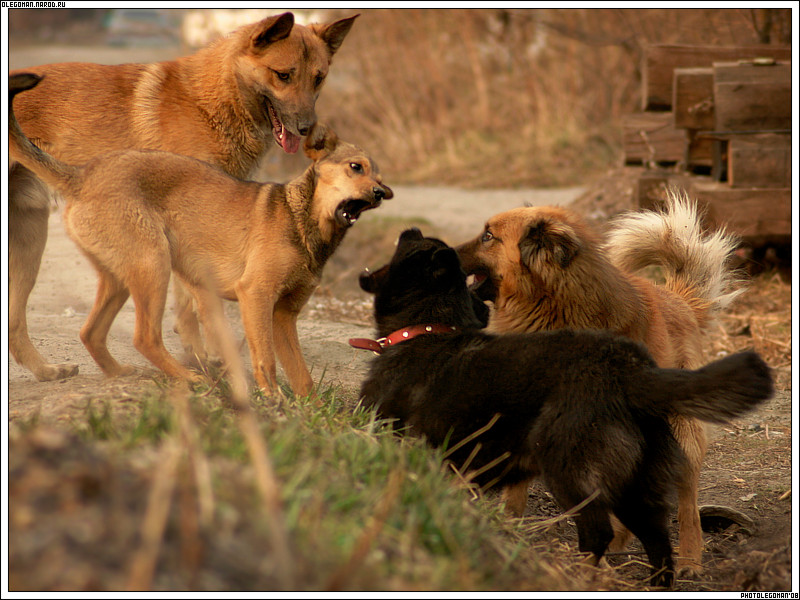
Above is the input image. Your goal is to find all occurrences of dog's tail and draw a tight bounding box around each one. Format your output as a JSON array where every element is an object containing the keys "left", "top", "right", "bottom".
[
  {"left": 634, "top": 350, "right": 773, "bottom": 424},
  {"left": 9, "top": 73, "right": 79, "bottom": 194},
  {"left": 603, "top": 188, "right": 743, "bottom": 329}
]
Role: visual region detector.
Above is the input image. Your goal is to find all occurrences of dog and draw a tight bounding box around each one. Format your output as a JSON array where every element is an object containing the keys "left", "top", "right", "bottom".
[
  {"left": 9, "top": 11, "right": 358, "bottom": 382},
  {"left": 354, "top": 228, "right": 772, "bottom": 588},
  {"left": 455, "top": 192, "right": 742, "bottom": 575},
  {"left": 10, "top": 73, "right": 392, "bottom": 398}
]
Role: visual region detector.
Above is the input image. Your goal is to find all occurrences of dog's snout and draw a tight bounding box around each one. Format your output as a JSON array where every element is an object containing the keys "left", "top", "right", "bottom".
[{"left": 373, "top": 186, "right": 386, "bottom": 201}]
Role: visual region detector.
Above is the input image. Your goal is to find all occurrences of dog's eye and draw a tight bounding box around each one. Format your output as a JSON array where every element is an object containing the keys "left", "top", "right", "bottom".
[
  {"left": 481, "top": 230, "right": 494, "bottom": 243},
  {"left": 274, "top": 70, "right": 291, "bottom": 83},
  {"left": 350, "top": 162, "right": 363, "bottom": 173},
  {"left": 315, "top": 74, "right": 325, "bottom": 88}
]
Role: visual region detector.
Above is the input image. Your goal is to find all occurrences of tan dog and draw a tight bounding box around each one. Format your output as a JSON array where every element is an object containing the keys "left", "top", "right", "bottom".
[
  {"left": 456, "top": 191, "right": 742, "bottom": 576},
  {"left": 9, "top": 11, "right": 357, "bottom": 382},
  {"left": 10, "top": 73, "right": 392, "bottom": 398}
]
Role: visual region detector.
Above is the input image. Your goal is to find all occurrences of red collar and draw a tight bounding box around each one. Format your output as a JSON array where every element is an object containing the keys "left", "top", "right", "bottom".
[{"left": 349, "top": 324, "right": 457, "bottom": 355}]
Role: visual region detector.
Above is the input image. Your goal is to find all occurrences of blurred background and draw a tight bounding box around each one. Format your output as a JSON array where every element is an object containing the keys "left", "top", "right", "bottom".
[{"left": 9, "top": 7, "right": 792, "bottom": 188}]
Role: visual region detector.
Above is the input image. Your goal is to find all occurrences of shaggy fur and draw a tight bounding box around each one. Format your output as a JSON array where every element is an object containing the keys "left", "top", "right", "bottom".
[
  {"left": 357, "top": 229, "right": 772, "bottom": 588},
  {"left": 455, "top": 193, "right": 742, "bottom": 574}
]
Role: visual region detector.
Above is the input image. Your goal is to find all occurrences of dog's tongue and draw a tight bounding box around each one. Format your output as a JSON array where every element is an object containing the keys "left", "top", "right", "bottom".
[{"left": 279, "top": 127, "right": 301, "bottom": 154}]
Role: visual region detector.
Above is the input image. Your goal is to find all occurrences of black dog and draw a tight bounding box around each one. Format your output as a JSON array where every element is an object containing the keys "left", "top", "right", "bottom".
[{"left": 354, "top": 228, "right": 773, "bottom": 588}]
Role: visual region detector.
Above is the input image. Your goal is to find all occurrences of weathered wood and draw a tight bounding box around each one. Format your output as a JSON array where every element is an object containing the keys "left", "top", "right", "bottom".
[
  {"left": 686, "top": 131, "right": 714, "bottom": 169},
  {"left": 623, "top": 112, "right": 687, "bottom": 165},
  {"left": 673, "top": 67, "right": 715, "bottom": 130},
  {"left": 728, "top": 134, "right": 791, "bottom": 188},
  {"left": 713, "top": 61, "right": 791, "bottom": 131},
  {"left": 689, "top": 181, "right": 791, "bottom": 241},
  {"left": 642, "top": 44, "right": 791, "bottom": 110}
]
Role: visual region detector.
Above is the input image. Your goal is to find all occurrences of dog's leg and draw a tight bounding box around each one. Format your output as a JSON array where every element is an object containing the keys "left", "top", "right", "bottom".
[
  {"left": 272, "top": 300, "right": 314, "bottom": 398},
  {"left": 9, "top": 166, "right": 79, "bottom": 381},
  {"left": 79, "top": 267, "right": 135, "bottom": 377},
  {"left": 129, "top": 260, "right": 201, "bottom": 383},
  {"left": 671, "top": 415, "right": 707, "bottom": 577},
  {"left": 614, "top": 500, "right": 675, "bottom": 588},
  {"left": 572, "top": 501, "right": 615, "bottom": 571},
  {"left": 237, "top": 288, "right": 282, "bottom": 397},
  {"left": 173, "top": 279, "right": 210, "bottom": 364},
  {"left": 502, "top": 479, "right": 531, "bottom": 517}
]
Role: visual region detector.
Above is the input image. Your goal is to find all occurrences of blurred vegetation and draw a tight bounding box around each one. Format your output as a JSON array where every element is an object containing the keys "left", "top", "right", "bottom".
[{"left": 9, "top": 8, "right": 791, "bottom": 188}]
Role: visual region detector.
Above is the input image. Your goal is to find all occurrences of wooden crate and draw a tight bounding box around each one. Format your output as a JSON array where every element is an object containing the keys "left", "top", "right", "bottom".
[
  {"left": 623, "top": 112, "right": 687, "bottom": 165},
  {"left": 713, "top": 61, "right": 791, "bottom": 132},
  {"left": 728, "top": 134, "right": 791, "bottom": 188},
  {"left": 672, "top": 67, "right": 715, "bottom": 130},
  {"left": 689, "top": 181, "right": 791, "bottom": 242},
  {"left": 642, "top": 44, "right": 791, "bottom": 110}
]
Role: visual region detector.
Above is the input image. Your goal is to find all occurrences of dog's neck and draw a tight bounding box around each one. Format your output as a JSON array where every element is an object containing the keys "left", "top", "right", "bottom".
[
  {"left": 349, "top": 323, "right": 457, "bottom": 354},
  {"left": 284, "top": 166, "right": 347, "bottom": 272}
]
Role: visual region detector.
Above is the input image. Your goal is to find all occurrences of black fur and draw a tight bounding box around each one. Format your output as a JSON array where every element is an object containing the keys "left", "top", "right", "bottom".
[{"left": 358, "top": 228, "right": 773, "bottom": 588}]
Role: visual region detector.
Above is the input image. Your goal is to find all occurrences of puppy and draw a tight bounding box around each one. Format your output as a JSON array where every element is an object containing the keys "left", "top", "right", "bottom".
[
  {"left": 9, "top": 73, "right": 392, "bottom": 398},
  {"left": 354, "top": 228, "right": 772, "bottom": 588},
  {"left": 455, "top": 193, "right": 742, "bottom": 574}
]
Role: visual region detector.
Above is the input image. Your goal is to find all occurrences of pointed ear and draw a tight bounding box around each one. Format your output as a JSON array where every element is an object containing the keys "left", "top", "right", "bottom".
[
  {"left": 359, "top": 264, "right": 388, "bottom": 294},
  {"left": 303, "top": 122, "right": 338, "bottom": 160},
  {"left": 250, "top": 13, "right": 295, "bottom": 51},
  {"left": 431, "top": 247, "right": 463, "bottom": 282},
  {"left": 312, "top": 14, "right": 359, "bottom": 55},
  {"left": 518, "top": 220, "right": 581, "bottom": 270}
]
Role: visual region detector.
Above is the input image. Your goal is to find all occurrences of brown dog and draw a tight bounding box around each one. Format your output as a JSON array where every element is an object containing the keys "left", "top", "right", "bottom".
[
  {"left": 10, "top": 73, "right": 392, "bottom": 398},
  {"left": 456, "top": 192, "right": 742, "bottom": 576},
  {"left": 9, "top": 11, "right": 357, "bottom": 382}
]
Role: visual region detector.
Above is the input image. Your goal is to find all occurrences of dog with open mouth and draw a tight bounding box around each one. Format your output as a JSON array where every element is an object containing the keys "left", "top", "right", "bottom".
[
  {"left": 353, "top": 228, "right": 772, "bottom": 588},
  {"left": 8, "top": 11, "right": 357, "bottom": 382},
  {"left": 10, "top": 73, "right": 391, "bottom": 398}
]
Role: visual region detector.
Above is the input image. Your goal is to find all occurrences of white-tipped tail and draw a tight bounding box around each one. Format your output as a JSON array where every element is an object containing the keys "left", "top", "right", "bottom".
[{"left": 603, "top": 187, "right": 743, "bottom": 324}]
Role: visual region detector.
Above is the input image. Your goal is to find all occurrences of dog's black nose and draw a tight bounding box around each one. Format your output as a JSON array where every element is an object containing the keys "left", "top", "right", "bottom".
[
  {"left": 373, "top": 186, "right": 386, "bottom": 201},
  {"left": 298, "top": 126, "right": 310, "bottom": 136}
]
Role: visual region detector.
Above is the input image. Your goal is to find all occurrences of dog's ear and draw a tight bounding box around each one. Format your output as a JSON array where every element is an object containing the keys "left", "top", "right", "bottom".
[
  {"left": 519, "top": 220, "right": 581, "bottom": 270},
  {"left": 312, "top": 14, "right": 359, "bottom": 55},
  {"left": 304, "top": 122, "right": 338, "bottom": 160},
  {"left": 431, "top": 247, "right": 463, "bottom": 282},
  {"left": 359, "top": 265, "right": 388, "bottom": 294},
  {"left": 251, "top": 12, "right": 295, "bottom": 50}
]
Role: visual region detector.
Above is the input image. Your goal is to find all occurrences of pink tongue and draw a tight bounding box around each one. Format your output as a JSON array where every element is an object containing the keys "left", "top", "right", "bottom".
[{"left": 281, "top": 130, "right": 301, "bottom": 154}]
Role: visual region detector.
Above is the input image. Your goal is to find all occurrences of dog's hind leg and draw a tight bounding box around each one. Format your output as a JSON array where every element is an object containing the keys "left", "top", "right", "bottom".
[
  {"left": 502, "top": 479, "right": 532, "bottom": 517},
  {"left": 173, "top": 279, "right": 212, "bottom": 364},
  {"left": 273, "top": 299, "right": 314, "bottom": 398},
  {"left": 671, "top": 415, "right": 707, "bottom": 576},
  {"left": 128, "top": 258, "right": 201, "bottom": 383},
  {"left": 80, "top": 266, "right": 134, "bottom": 377},
  {"left": 571, "top": 500, "right": 615, "bottom": 567},
  {"left": 614, "top": 498, "right": 675, "bottom": 588},
  {"left": 9, "top": 165, "right": 79, "bottom": 381}
]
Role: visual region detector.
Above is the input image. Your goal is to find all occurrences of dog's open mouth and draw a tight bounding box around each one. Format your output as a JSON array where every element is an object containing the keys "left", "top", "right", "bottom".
[
  {"left": 336, "top": 198, "right": 380, "bottom": 228},
  {"left": 466, "top": 269, "right": 497, "bottom": 302},
  {"left": 266, "top": 102, "right": 300, "bottom": 154}
]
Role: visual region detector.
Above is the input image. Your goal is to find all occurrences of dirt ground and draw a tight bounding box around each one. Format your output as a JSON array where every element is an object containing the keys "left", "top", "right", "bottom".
[{"left": 7, "top": 176, "right": 794, "bottom": 592}]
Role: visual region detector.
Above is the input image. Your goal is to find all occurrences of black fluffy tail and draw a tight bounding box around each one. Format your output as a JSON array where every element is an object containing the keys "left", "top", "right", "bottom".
[
  {"left": 9, "top": 73, "right": 78, "bottom": 193},
  {"left": 637, "top": 351, "right": 773, "bottom": 423}
]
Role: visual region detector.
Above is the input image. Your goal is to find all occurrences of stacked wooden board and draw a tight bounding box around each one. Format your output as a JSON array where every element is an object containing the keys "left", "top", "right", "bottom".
[{"left": 623, "top": 44, "right": 791, "bottom": 247}]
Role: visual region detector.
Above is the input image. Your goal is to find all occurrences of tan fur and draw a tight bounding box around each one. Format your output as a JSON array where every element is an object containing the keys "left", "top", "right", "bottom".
[
  {"left": 8, "top": 12, "right": 357, "bottom": 381},
  {"left": 10, "top": 74, "right": 390, "bottom": 397},
  {"left": 456, "top": 203, "right": 741, "bottom": 576}
]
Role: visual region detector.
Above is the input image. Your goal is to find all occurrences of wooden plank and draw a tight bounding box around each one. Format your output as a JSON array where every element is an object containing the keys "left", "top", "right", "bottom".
[
  {"left": 713, "top": 61, "right": 791, "bottom": 131},
  {"left": 728, "top": 134, "right": 791, "bottom": 188},
  {"left": 673, "top": 67, "right": 714, "bottom": 130},
  {"left": 689, "top": 182, "right": 791, "bottom": 241},
  {"left": 623, "top": 112, "right": 687, "bottom": 165},
  {"left": 686, "top": 131, "right": 714, "bottom": 169},
  {"left": 642, "top": 44, "right": 791, "bottom": 110}
]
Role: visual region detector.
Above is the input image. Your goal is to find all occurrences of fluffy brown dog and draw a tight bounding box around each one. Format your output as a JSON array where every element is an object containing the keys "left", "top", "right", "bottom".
[
  {"left": 10, "top": 73, "right": 391, "bottom": 398},
  {"left": 9, "top": 11, "right": 357, "bottom": 382},
  {"left": 456, "top": 192, "right": 742, "bottom": 575}
]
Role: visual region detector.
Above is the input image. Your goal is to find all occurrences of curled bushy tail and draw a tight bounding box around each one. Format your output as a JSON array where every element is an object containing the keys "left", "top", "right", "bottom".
[
  {"left": 8, "top": 73, "right": 78, "bottom": 194},
  {"left": 637, "top": 351, "right": 773, "bottom": 424},
  {"left": 603, "top": 188, "right": 743, "bottom": 327}
]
